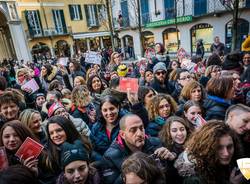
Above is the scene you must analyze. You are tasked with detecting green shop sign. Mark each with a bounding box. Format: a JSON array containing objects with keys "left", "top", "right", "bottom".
[{"left": 145, "top": 15, "right": 192, "bottom": 28}]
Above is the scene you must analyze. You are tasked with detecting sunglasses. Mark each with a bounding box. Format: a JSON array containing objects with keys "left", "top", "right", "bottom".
[
  {"left": 179, "top": 75, "right": 192, "bottom": 80},
  {"left": 155, "top": 71, "right": 166, "bottom": 76}
]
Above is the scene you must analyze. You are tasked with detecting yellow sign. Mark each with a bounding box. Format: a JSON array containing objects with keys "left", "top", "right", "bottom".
[{"left": 237, "top": 158, "right": 250, "bottom": 180}]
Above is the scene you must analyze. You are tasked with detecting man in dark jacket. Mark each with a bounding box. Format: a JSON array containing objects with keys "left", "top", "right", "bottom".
[
  {"left": 150, "top": 62, "right": 173, "bottom": 94},
  {"left": 101, "top": 114, "right": 173, "bottom": 184}
]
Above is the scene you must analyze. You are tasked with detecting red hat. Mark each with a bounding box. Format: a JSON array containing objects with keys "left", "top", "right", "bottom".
[{"left": 48, "top": 102, "right": 64, "bottom": 117}]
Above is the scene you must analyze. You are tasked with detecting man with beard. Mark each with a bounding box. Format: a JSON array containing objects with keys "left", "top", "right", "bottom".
[
  {"left": 150, "top": 62, "right": 173, "bottom": 94},
  {"left": 225, "top": 104, "right": 250, "bottom": 157},
  {"left": 101, "top": 114, "right": 172, "bottom": 184}
]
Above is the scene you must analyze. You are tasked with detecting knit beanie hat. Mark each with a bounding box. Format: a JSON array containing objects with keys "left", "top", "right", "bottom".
[
  {"left": 117, "top": 64, "right": 128, "bottom": 77},
  {"left": 48, "top": 102, "right": 64, "bottom": 117},
  {"left": 61, "top": 140, "right": 89, "bottom": 169},
  {"left": 153, "top": 62, "right": 167, "bottom": 74}
]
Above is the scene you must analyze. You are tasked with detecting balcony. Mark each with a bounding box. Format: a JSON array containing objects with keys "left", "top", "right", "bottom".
[{"left": 26, "top": 26, "right": 72, "bottom": 39}]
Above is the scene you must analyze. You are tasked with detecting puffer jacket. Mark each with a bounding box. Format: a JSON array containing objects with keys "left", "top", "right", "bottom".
[
  {"left": 146, "top": 116, "right": 167, "bottom": 137},
  {"left": 69, "top": 115, "right": 91, "bottom": 136},
  {"left": 90, "top": 118, "right": 120, "bottom": 161},
  {"left": 101, "top": 135, "right": 162, "bottom": 184},
  {"left": 203, "top": 95, "right": 231, "bottom": 121}
]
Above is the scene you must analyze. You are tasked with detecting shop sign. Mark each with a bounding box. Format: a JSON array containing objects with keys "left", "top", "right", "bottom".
[{"left": 146, "top": 15, "right": 192, "bottom": 28}]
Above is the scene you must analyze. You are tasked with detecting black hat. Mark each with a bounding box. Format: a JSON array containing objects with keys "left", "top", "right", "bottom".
[
  {"left": 222, "top": 52, "right": 242, "bottom": 70},
  {"left": 60, "top": 140, "right": 89, "bottom": 168}
]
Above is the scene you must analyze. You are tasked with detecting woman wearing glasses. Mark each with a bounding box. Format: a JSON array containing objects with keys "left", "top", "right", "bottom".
[
  {"left": 171, "top": 69, "right": 193, "bottom": 101},
  {"left": 146, "top": 94, "right": 177, "bottom": 137}
]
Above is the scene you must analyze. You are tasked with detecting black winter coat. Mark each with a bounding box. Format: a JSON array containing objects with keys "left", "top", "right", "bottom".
[{"left": 100, "top": 136, "right": 162, "bottom": 184}]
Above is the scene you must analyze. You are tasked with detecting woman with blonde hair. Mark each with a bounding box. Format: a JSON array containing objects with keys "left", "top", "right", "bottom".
[
  {"left": 106, "top": 52, "right": 122, "bottom": 72},
  {"left": 146, "top": 94, "right": 177, "bottom": 137},
  {"left": 74, "top": 76, "right": 86, "bottom": 87},
  {"left": 70, "top": 85, "right": 96, "bottom": 126},
  {"left": 19, "top": 109, "right": 47, "bottom": 145}
]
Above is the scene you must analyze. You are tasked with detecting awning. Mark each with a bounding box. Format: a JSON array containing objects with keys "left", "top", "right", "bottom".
[{"left": 73, "top": 31, "right": 110, "bottom": 39}]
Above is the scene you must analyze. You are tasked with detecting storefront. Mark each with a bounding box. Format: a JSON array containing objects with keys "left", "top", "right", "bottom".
[
  {"left": 31, "top": 42, "right": 51, "bottom": 60},
  {"left": 190, "top": 23, "right": 213, "bottom": 55},
  {"left": 122, "top": 35, "right": 135, "bottom": 59},
  {"left": 225, "top": 18, "right": 249, "bottom": 53},
  {"left": 142, "top": 31, "right": 155, "bottom": 49},
  {"left": 73, "top": 31, "right": 111, "bottom": 53},
  {"left": 162, "top": 28, "right": 180, "bottom": 53},
  {"left": 55, "top": 40, "right": 70, "bottom": 57}
]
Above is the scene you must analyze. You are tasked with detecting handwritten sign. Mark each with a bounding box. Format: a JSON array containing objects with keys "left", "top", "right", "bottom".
[{"left": 85, "top": 51, "right": 102, "bottom": 65}]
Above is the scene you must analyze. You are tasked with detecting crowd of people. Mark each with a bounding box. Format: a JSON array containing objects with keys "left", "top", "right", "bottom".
[{"left": 0, "top": 35, "right": 249, "bottom": 184}]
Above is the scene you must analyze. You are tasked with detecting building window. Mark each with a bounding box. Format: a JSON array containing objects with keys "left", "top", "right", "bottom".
[
  {"left": 52, "top": 9, "right": 67, "bottom": 34},
  {"left": 225, "top": 19, "right": 249, "bottom": 53},
  {"left": 25, "top": 10, "right": 42, "bottom": 37},
  {"left": 164, "top": 0, "right": 175, "bottom": 19},
  {"left": 69, "top": 5, "right": 82, "bottom": 20},
  {"left": 141, "top": 0, "right": 150, "bottom": 24},
  {"left": 120, "top": 0, "right": 129, "bottom": 27},
  {"left": 84, "top": 5, "right": 99, "bottom": 27},
  {"left": 194, "top": 0, "right": 207, "bottom": 16}
]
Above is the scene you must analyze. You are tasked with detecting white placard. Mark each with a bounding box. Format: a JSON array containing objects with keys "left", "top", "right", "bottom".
[
  {"left": 85, "top": 51, "right": 102, "bottom": 65},
  {"left": 21, "top": 78, "right": 39, "bottom": 94},
  {"left": 58, "top": 57, "right": 68, "bottom": 66}
]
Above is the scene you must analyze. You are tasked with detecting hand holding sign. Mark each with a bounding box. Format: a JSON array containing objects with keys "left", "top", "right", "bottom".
[
  {"left": 119, "top": 78, "right": 139, "bottom": 94},
  {"left": 15, "top": 137, "right": 44, "bottom": 160}
]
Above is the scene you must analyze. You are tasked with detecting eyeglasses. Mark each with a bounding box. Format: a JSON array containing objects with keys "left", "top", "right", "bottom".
[
  {"left": 179, "top": 75, "right": 192, "bottom": 80},
  {"left": 155, "top": 71, "right": 166, "bottom": 76},
  {"left": 159, "top": 104, "right": 170, "bottom": 109}
]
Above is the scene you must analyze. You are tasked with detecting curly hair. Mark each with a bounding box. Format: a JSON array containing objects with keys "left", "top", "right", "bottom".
[
  {"left": 185, "top": 120, "right": 243, "bottom": 183},
  {"left": 86, "top": 75, "right": 104, "bottom": 94},
  {"left": 159, "top": 116, "right": 190, "bottom": 150},
  {"left": 71, "top": 85, "right": 91, "bottom": 107},
  {"left": 148, "top": 94, "right": 177, "bottom": 121}
]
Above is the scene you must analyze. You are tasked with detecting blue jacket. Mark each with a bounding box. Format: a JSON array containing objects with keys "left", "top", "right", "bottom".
[
  {"left": 146, "top": 116, "right": 167, "bottom": 137},
  {"left": 90, "top": 120, "right": 120, "bottom": 161},
  {"left": 203, "top": 95, "right": 231, "bottom": 121},
  {"left": 101, "top": 135, "right": 162, "bottom": 184}
]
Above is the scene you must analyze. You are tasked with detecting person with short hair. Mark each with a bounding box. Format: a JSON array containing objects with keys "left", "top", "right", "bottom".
[
  {"left": 102, "top": 114, "right": 172, "bottom": 184},
  {"left": 121, "top": 152, "right": 166, "bottom": 184},
  {"left": 225, "top": 104, "right": 250, "bottom": 157},
  {"left": 0, "top": 91, "right": 20, "bottom": 122},
  {"left": 210, "top": 36, "right": 225, "bottom": 56}
]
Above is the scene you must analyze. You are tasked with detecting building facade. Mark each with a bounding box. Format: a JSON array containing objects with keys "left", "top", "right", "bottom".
[
  {"left": 0, "top": 0, "right": 31, "bottom": 61},
  {"left": 16, "top": 0, "right": 111, "bottom": 59},
  {"left": 112, "top": 0, "right": 250, "bottom": 57}
]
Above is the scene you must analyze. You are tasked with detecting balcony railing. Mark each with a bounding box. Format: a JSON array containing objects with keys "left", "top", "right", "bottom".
[{"left": 26, "top": 26, "right": 72, "bottom": 39}]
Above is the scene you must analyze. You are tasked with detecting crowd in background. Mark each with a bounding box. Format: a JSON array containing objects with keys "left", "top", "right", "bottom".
[{"left": 0, "top": 35, "right": 249, "bottom": 184}]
